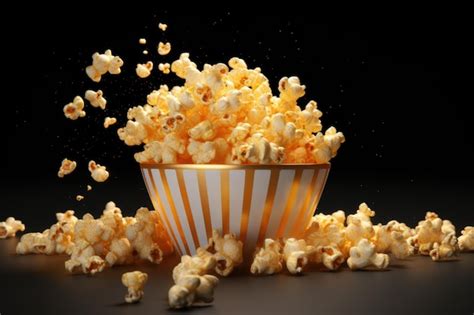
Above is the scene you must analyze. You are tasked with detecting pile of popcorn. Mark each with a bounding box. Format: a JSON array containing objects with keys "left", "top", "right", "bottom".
[{"left": 118, "top": 53, "right": 345, "bottom": 164}]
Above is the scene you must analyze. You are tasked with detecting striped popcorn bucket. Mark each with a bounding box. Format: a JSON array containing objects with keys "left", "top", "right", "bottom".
[{"left": 140, "top": 164, "right": 330, "bottom": 257}]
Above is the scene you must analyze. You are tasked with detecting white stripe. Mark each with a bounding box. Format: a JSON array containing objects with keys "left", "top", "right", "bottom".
[
  {"left": 265, "top": 169, "right": 296, "bottom": 239},
  {"left": 142, "top": 169, "right": 180, "bottom": 252},
  {"left": 183, "top": 170, "right": 208, "bottom": 248},
  {"left": 283, "top": 169, "right": 315, "bottom": 237},
  {"left": 304, "top": 168, "right": 328, "bottom": 224},
  {"left": 165, "top": 169, "right": 196, "bottom": 254},
  {"left": 205, "top": 170, "right": 222, "bottom": 233},
  {"left": 245, "top": 169, "right": 272, "bottom": 250},
  {"left": 229, "top": 170, "right": 245, "bottom": 237},
  {"left": 151, "top": 169, "right": 186, "bottom": 254}
]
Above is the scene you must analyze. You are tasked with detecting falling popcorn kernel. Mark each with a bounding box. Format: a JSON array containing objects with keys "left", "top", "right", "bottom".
[
  {"left": 158, "top": 42, "right": 171, "bottom": 55},
  {"left": 139, "top": 38, "right": 146, "bottom": 45},
  {"left": 58, "top": 158, "right": 77, "bottom": 178},
  {"left": 158, "top": 62, "right": 170, "bottom": 74},
  {"left": 158, "top": 22, "right": 167, "bottom": 31},
  {"left": 88, "top": 160, "right": 109, "bottom": 183},
  {"left": 85, "top": 49, "right": 123, "bottom": 82},
  {"left": 63, "top": 96, "right": 86, "bottom": 120},
  {"left": 76, "top": 195, "right": 85, "bottom": 201},
  {"left": 87, "top": 185, "right": 92, "bottom": 191},
  {"left": 136, "top": 61, "right": 154, "bottom": 78},
  {"left": 104, "top": 117, "right": 117, "bottom": 128},
  {"left": 143, "top": 50, "right": 148, "bottom": 55}
]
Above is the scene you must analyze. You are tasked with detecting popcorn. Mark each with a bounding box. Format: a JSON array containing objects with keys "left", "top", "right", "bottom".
[
  {"left": 104, "top": 117, "right": 117, "bottom": 128},
  {"left": 87, "top": 185, "right": 92, "bottom": 191},
  {"left": 57, "top": 158, "right": 77, "bottom": 178},
  {"left": 76, "top": 195, "right": 85, "bottom": 201},
  {"left": 88, "top": 160, "right": 110, "bottom": 182},
  {"left": 373, "top": 221, "right": 414, "bottom": 259},
  {"left": 139, "top": 38, "right": 146, "bottom": 44},
  {"left": 169, "top": 274, "right": 219, "bottom": 309},
  {"left": 16, "top": 232, "right": 53, "bottom": 255},
  {"left": 65, "top": 239, "right": 106, "bottom": 275},
  {"left": 85, "top": 90, "right": 107, "bottom": 109},
  {"left": 458, "top": 226, "right": 474, "bottom": 251},
  {"left": 0, "top": 217, "right": 25, "bottom": 239},
  {"left": 250, "top": 239, "right": 283, "bottom": 275},
  {"left": 158, "top": 42, "right": 171, "bottom": 55},
  {"left": 344, "top": 203, "right": 376, "bottom": 251},
  {"left": 347, "top": 239, "right": 390, "bottom": 270},
  {"left": 143, "top": 50, "right": 148, "bottom": 55},
  {"left": 63, "top": 96, "right": 86, "bottom": 120},
  {"left": 119, "top": 54, "right": 344, "bottom": 165},
  {"left": 283, "top": 238, "right": 316, "bottom": 275},
  {"left": 205, "top": 230, "right": 243, "bottom": 276},
  {"left": 158, "top": 63, "right": 171, "bottom": 74},
  {"left": 86, "top": 49, "right": 123, "bottom": 82},
  {"left": 122, "top": 271, "right": 148, "bottom": 303},
  {"left": 136, "top": 61, "right": 154, "bottom": 78},
  {"left": 158, "top": 23, "right": 167, "bottom": 31}
]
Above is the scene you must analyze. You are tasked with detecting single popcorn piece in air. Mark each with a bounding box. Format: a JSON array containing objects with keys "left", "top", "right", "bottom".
[
  {"left": 85, "top": 49, "right": 124, "bottom": 82},
  {"left": 85, "top": 90, "right": 107, "bottom": 109},
  {"left": 0, "top": 217, "right": 25, "bottom": 239},
  {"left": 158, "top": 63, "right": 171, "bottom": 74},
  {"left": 158, "top": 42, "right": 171, "bottom": 55},
  {"left": 88, "top": 160, "right": 110, "bottom": 182},
  {"left": 139, "top": 38, "right": 146, "bottom": 45},
  {"left": 87, "top": 185, "right": 92, "bottom": 191},
  {"left": 158, "top": 22, "right": 167, "bottom": 31},
  {"left": 63, "top": 96, "right": 86, "bottom": 120},
  {"left": 76, "top": 195, "right": 85, "bottom": 201},
  {"left": 57, "top": 158, "right": 77, "bottom": 178},
  {"left": 122, "top": 271, "right": 148, "bottom": 303},
  {"left": 136, "top": 61, "right": 154, "bottom": 78},
  {"left": 104, "top": 117, "right": 117, "bottom": 128},
  {"left": 143, "top": 50, "right": 148, "bottom": 55}
]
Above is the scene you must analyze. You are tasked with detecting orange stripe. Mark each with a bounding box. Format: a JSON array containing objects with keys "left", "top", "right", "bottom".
[
  {"left": 290, "top": 169, "right": 319, "bottom": 238},
  {"left": 303, "top": 169, "right": 327, "bottom": 229},
  {"left": 146, "top": 168, "right": 181, "bottom": 256},
  {"left": 176, "top": 169, "right": 200, "bottom": 250},
  {"left": 159, "top": 169, "right": 191, "bottom": 255},
  {"left": 256, "top": 169, "right": 280, "bottom": 245},
  {"left": 220, "top": 170, "right": 230, "bottom": 234},
  {"left": 275, "top": 169, "right": 303, "bottom": 239},
  {"left": 197, "top": 170, "right": 213, "bottom": 241},
  {"left": 239, "top": 169, "right": 255, "bottom": 242}
]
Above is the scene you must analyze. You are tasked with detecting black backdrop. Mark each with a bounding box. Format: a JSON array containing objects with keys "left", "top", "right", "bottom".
[{"left": 5, "top": 9, "right": 474, "bottom": 223}]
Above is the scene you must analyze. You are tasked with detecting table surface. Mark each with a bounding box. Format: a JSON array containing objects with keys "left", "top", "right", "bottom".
[{"left": 1, "top": 171, "right": 473, "bottom": 315}]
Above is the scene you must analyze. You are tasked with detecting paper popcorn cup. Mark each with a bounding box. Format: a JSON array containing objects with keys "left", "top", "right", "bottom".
[{"left": 140, "top": 164, "right": 330, "bottom": 256}]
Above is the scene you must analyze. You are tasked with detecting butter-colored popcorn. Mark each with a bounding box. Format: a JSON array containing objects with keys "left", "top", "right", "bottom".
[
  {"left": 159, "top": 63, "right": 171, "bottom": 74},
  {"left": 139, "top": 38, "right": 146, "bottom": 44},
  {"left": 118, "top": 120, "right": 147, "bottom": 146},
  {"left": 104, "top": 117, "right": 117, "bottom": 128},
  {"left": 158, "top": 42, "right": 171, "bottom": 55},
  {"left": 122, "top": 271, "right": 148, "bottom": 303},
  {"left": 187, "top": 140, "right": 216, "bottom": 164},
  {"left": 86, "top": 49, "right": 123, "bottom": 82},
  {"left": 429, "top": 232, "right": 457, "bottom": 261},
  {"left": 57, "top": 158, "right": 77, "bottom": 178},
  {"left": 85, "top": 90, "right": 107, "bottom": 109},
  {"left": 159, "top": 23, "right": 168, "bottom": 31},
  {"left": 87, "top": 185, "right": 92, "bottom": 191},
  {"left": 344, "top": 203, "right": 376, "bottom": 250},
  {"left": 169, "top": 274, "right": 219, "bottom": 309},
  {"left": 188, "top": 120, "right": 216, "bottom": 141},
  {"left": 250, "top": 239, "right": 283, "bottom": 275},
  {"left": 458, "top": 226, "right": 474, "bottom": 251},
  {"left": 0, "top": 217, "right": 25, "bottom": 239},
  {"left": 347, "top": 239, "right": 390, "bottom": 270},
  {"left": 136, "top": 61, "right": 154, "bottom": 78},
  {"left": 63, "top": 96, "right": 86, "bottom": 120},
  {"left": 88, "top": 160, "right": 110, "bottom": 182},
  {"left": 16, "top": 232, "right": 54, "bottom": 255},
  {"left": 283, "top": 238, "right": 316, "bottom": 275},
  {"left": 143, "top": 50, "right": 148, "bottom": 55},
  {"left": 172, "top": 253, "right": 217, "bottom": 283},
  {"left": 65, "top": 239, "right": 106, "bottom": 275},
  {"left": 206, "top": 230, "right": 243, "bottom": 276},
  {"left": 76, "top": 195, "right": 84, "bottom": 201},
  {"left": 373, "top": 221, "right": 414, "bottom": 259}
]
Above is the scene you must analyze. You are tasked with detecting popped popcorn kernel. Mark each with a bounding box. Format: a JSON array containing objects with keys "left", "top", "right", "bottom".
[
  {"left": 57, "top": 158, "right": 77, "bottom": 178},
  {"left": 458, "top": 226, "right": 474, "bottom": 252},
  {"left": 139, "top": 38, "right": 146, "bottom": 45},
  {"left": 63, "top": 96, "right": 86, "bottom": 120},
  {"left": 86, "top": 49, "right": 123, "bottom": 82},
  {"left": 251, "top": 239, "right": 283, "bottom": 275},
  {"left": 122, "top": 271, "right": 148, "bottom": 303},
  {"left": 87, "top": 185, "right": 92, "bottom": 191},
  {"left": 85, "top": 90, "right": 107, "bottom": 109},
  {"left": 0, "top": 217, "right": 25, "bottom": 239},
  {"left": 158, "top": 23, "right": 168, "bottom": 31},
  {"left": 158, "top": 42, "right": 171, "bottom": 55},
  {"left": 88, "top": 160, "right": 110, "bottom": 183},
  {"left": 158, "top": 62, "right": 171, "bottom": 74},
  {"left": 104, "top": 117, "right": 117, "bottom": 128},
  {"left": 76, "top": 195, "right": 85, "bottom": 201},
  {"left": 136, "top": 61, "right": 154, "bottom": 78},
  {"left": 347, "top": 239, "right": 390, "bottom": 270},
  {"left": 143, "top": 50, "right": 149, "bottom": 55}
]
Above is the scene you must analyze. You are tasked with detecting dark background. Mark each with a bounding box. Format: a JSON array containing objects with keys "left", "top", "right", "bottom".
[{"left": 1, "top": 8, "right": 473, "bottom": 315}]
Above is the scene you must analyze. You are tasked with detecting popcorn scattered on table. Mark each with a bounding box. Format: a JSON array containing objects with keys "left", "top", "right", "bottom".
[
  {"left": 283, "top": 238, "right": 316, "bottom": 275},
  {"left": 250, "top": 239, "right": 283, "bottom": 275},
  {"left": 158, "top": 42, "right": 171, "bottom": 55},
  {"left": 458, "top": 226, "right": 474, "bottom": 252},
  {"left": 205, "top": 230, "right": 243, "bottom": 276},
  {"left": 57, "top": 158, "right": 77, "bottom": 178},
  {"left": 158, "top": 23, "right": 167, "bottom": 31},
  {"left": 63, "top": 96, "right": 86, "bottom": 120},
  {"left": 104, "top": 117, "right": 117, "bottom": 128},
  {"left": 76, "top": 195, "right": 85, "bottom": 201},
  {"left": 158, "top": 63, "right": 170, "bottom": 74},
  {"left": 139, "top": 38, "right": 146, "bottom": 45},
  {"left": 86, "top": 49, "right": 123, "bottom": 82},
  {"left": 136, "top": 61, "right": 154, "bottom": 78},
  {"left": 122, "top": 271, "right": 148, "bottom": 303},
  {"left": 347, "top": 239, "right": 390, "bottom": 270},
  {"left": 119, "top": 54, "right": 345, "bottom": 164},
  {"left": 88, "top": 160, "right": 110, "bottom": 182},
  {"left": 85, "top": 90, "right": 107, "bottom": 109},
  {"left": 0, "top": 217, "right": 25, "bottom": 239}
]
